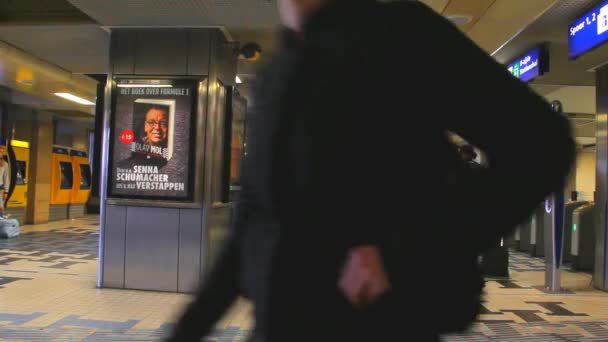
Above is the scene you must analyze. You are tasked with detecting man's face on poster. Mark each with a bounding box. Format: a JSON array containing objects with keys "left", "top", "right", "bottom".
[{"left": 144, "top": 108, "right": 168, "bottom": 146}]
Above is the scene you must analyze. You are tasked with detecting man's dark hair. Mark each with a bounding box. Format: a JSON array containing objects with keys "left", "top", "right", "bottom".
[{"left": 145, "top": 105, "right": 169, "bottom": 117}]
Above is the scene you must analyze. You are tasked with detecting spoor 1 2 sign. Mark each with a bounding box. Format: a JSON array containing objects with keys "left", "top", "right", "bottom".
[{"left": 569, "top": 1, "right": 608, "bottom": 59}]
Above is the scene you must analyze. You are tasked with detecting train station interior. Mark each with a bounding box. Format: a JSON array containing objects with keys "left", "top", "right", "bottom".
[{"left": 3, "top": 0, "right": 608, "bottom": 341}]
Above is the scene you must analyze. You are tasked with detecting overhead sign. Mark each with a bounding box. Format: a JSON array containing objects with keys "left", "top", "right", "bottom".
[
  {"left": 507, "top": 46, "right": 545, "bottom": 82},
  {"left": 569, "top": 0, "right": 608, "bottom": 59}
]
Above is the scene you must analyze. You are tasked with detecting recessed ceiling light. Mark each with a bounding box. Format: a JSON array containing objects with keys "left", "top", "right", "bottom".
[
  {"left": 117, "top": 84, "right": 173, "bottom": 88},
  {"left": 116, "top": 80, "right": 173, "bottom": 88},
  {"left": 54, "top": 92, "right": 95, "bottom": 105},
  {"left": 446, "top": 14, "right": 472, "bottom": 25}
]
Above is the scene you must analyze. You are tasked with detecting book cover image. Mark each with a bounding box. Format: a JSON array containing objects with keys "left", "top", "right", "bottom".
[
  {"left": 132, "top": 99, "right": 176, "bottom": 161},
  {"left": 110, "top": 82, "right": 194, "bottom": 200}
]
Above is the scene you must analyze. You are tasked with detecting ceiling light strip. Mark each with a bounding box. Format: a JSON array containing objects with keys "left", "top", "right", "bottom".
[{"left": 54, "top": 92, "right": 95, "bottom": 106}]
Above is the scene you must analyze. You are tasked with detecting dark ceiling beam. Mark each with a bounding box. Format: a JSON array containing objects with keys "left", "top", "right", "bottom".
[
  {"left": 0, "top": 12, "right": 95, "bottom": 25},
  {"left": 0, "top": 0, "right": 95, "bottom": 25}
]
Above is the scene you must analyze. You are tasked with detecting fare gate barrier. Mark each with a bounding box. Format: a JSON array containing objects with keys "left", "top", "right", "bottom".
[
  {"left": 571, "top": 203, "right": 596, "bottom": 271},
  {"left": 563, "top": 201, "right": 589, "bottom": 263},
  {"left": 519, "top": 217, "right": 533, "bottom": 253},
  {"left": 513, "top": 226, "right": 521, "bottom": 248},
  {"left": 531, "top": 205, "right": 547, "bottom": 257}
]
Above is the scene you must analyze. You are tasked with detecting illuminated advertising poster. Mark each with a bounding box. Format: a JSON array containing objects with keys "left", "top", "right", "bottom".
[{"left": 109, "top": 80, "right": 196, "bottom": 200}]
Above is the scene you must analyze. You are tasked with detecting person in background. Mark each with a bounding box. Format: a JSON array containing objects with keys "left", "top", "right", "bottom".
[
  {"left": 0, "top": 145, "right": 10, "bottom": 219},
  {"left": 168, "top": 0, "right": 574, "bottom": 341}
]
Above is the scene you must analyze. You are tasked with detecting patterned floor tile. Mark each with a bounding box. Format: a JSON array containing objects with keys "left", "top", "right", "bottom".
[{"left": 2, "top": 217, "right": 608, "bottom": 341}]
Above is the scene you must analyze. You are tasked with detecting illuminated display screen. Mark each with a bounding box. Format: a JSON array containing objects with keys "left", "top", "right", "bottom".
[
  {"left": 506, "top": 47, "right": 545, "bottom": 82},
  {"left": 569, "top": 0, "right": 608, "bottom": 59}
]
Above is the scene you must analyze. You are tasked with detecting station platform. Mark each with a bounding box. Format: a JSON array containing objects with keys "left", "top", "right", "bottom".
[{"left": 1, "top": 219, "right": 608, "bottom": 341}]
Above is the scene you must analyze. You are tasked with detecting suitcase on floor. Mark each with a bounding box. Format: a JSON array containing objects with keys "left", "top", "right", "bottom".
[{"left": 0, "top": 218, "right": 19, "bottom": 238}]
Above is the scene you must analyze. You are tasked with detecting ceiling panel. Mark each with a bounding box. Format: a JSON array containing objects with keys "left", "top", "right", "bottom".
[
  {"left": 0, "top": 0, "right": 94, "bottom": 24},
  {"left": 442, "top": 0, "right": 495, "bottom": 32},
  {"left": 542, "top": 85, "right": 596, "bottom": 114},
  {"left": 492, "top": 0, "right": 604, "bottom": 88},
  {"left": 468, "top": 0, "right": 559, "bottom": 54},
  {"left": 531, "top": 84, "right": 564, "bottom": 96},
  {"left": 67, "top": 0, "right": 279, "bottom": 29},
  {"left": 0, "top": 25, "right": 109, "bottom": 73},
  {"left": 0, "top": 39, "right": 97, "bottom": 115},
  {"left": 419, "top": 0, "right": 450, "bottom": 13},
  {"left": 420, "top": 0, "right": 557, "bottom": 57}
]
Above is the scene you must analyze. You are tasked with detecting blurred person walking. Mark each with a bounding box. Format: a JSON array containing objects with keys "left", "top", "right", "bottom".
[{"left": 169, "top": 0, "right": 574, "bottom": 341}]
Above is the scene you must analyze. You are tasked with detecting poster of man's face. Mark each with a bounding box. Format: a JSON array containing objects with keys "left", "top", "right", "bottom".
[
  {"left": 109, "top": 81, "right": 195, "bottom": 200},
  {"left": 131, "top": 100, "right": 175, "bottom": 160},
  {"left": 143, "top": 106, "right": 169, "bottom": 146}
]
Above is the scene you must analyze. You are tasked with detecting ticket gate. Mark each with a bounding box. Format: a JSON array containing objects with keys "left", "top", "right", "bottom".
[
  {"left": 503, "top": 230, "right": 518, "bottom": 249},
  {"left": 562, "top": 201, "right": 589, "bottom": 263},
  {"left": 512, "top": 226, "right": 521, "bottom": 249},
  {"left": 50, "top": 147, "right": 73, "bottom": 221},
  {"left": 571, "top": 203, "right": 596, "bottom": 271},
  {"left": 531, "top": 205, "right": 547, "bottom": 257},
  {"left": 519, "top": 216, "right": 533, "bottom": 252},
  {"left": 69, "top": 150, "right": 91, "bottom": 218}
]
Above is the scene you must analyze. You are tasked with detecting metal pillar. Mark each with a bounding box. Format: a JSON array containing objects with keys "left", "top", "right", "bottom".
[
  {"left": 543, "top": 101, "right": 567, "bottom": 293},
  {"left": 595, "top": 66, "right": 608, "bottom": 290}
]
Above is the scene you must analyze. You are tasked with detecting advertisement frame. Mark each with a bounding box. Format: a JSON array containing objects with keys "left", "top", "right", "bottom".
[{"left": 107, "top": 76, "right": 199, "bottom": 202}]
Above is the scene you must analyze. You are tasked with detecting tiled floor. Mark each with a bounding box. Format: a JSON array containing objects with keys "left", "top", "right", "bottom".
[{"left": 1, "top": 219, "right": 608, "bottom": 341}]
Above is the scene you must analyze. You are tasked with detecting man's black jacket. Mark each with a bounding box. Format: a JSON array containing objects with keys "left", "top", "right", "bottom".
[{"left": 169, "top": 0, "right": 574, "bottom": 340}]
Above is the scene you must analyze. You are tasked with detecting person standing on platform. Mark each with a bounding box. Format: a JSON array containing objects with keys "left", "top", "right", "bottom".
[
  {"left": 168, "top": 0, "right": 575, "bottom": 341},
  {"left": 0, "top": 145, "right": 10, "bottom": 219}
]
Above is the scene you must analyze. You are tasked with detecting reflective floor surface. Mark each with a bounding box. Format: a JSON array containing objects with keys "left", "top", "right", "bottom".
[{"left": 1, "top": 217, "right": 608, "bottom": 341}]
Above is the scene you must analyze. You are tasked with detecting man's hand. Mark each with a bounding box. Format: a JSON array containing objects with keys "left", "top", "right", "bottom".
[{"left": 338, "top": 245, "right": 391, "bottom": 307}]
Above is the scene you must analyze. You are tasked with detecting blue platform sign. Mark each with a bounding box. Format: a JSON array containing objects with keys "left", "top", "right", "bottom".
[
  {"left": 507, "top": 47, "right": 543, "bottom": 82},
  {"left": 569, "top": 0, "right": 608, "bottom": 59}
]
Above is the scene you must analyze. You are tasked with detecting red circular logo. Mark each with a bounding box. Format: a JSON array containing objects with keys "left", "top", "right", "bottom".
[{"left": 120, "top": 130, "right": 135, "bottom": 145}]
